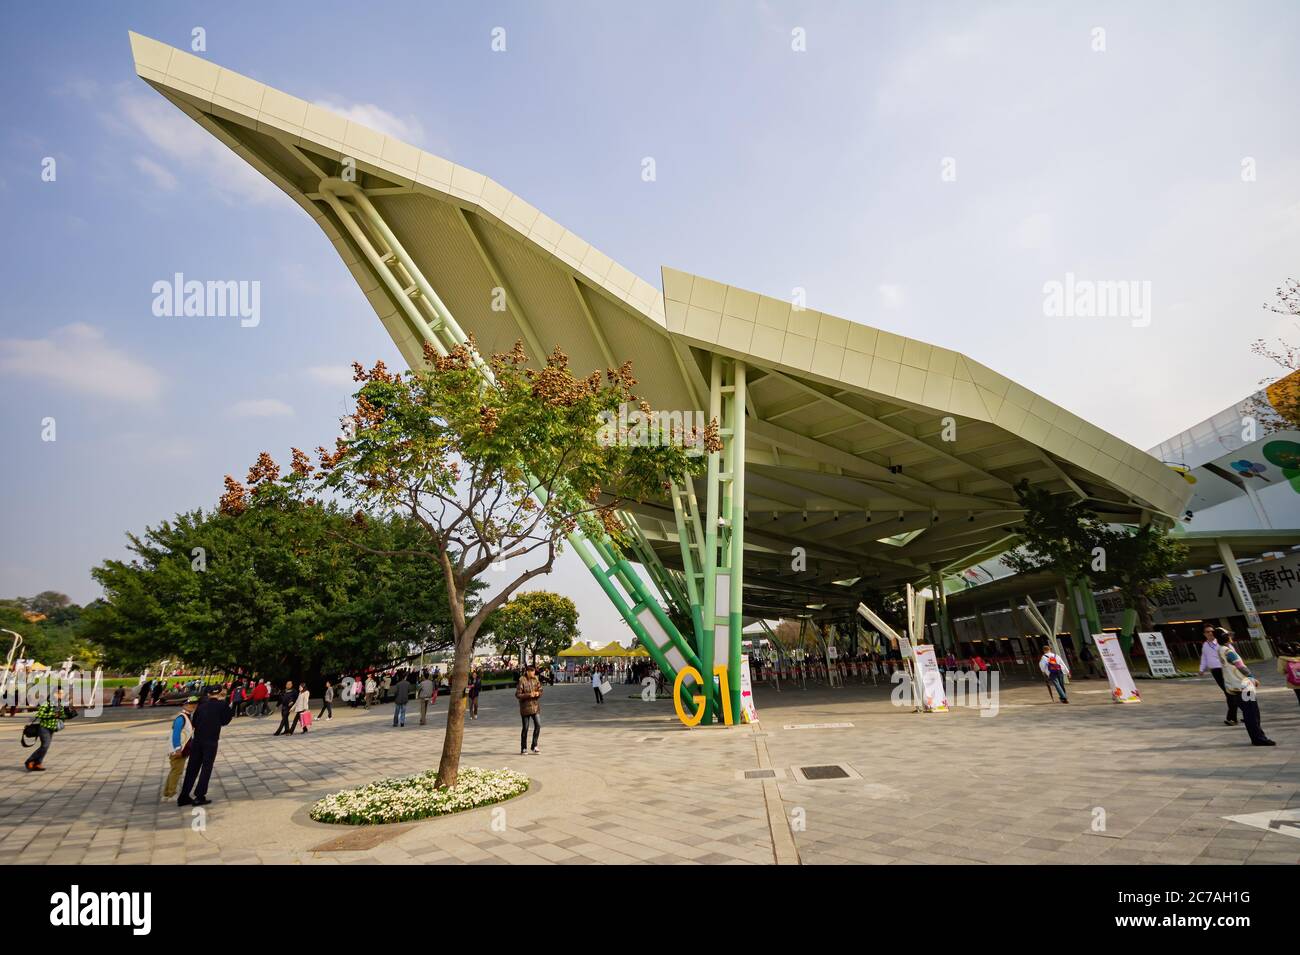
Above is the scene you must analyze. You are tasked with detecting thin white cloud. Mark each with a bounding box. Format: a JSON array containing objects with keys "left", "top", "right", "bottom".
[
  {"left": 313, "top": 99, "right": 426, "bottom": 146},
  {"left": 108, "top": 88, "right": 280, "bottom": 205},
  {"left": 230, "top": 398, "right": 295, "bottom": 418},
  {"left": 878, "top": 284, "right": 906, "bottom": 310},
  {"left": 132, "top": 155, "right": 178, "bottom": 191},
  {"left": 0, "top": 323, "right": 164, "bottom": 403},
  {"left": 305, "top": 365, "right": 357, "bottom": 387}
]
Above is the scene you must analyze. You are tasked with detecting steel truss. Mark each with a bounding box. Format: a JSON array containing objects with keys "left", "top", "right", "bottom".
[{"left": 314, "top": 178, "right": 708, "bottom": 698}]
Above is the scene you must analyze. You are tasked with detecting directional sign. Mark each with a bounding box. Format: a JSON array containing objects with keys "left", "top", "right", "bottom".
[{"left": 1221, "top": 808, "right": 1300, "bottom": 840}]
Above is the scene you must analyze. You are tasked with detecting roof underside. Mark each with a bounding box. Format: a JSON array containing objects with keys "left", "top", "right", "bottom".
[{"left": 129, "top": 32, "right": 1194, "bottom": 620}]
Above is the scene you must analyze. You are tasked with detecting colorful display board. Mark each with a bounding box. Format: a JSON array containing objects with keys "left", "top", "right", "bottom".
[
  {"left": 739, "top": 655, "right": 758, "bottom": 724},
  {"left": 1092, "top": 633, "right": 1142, "bottom": 702},
  {"left": 912, "top": 644, "right": 950, "bottom": 713}
]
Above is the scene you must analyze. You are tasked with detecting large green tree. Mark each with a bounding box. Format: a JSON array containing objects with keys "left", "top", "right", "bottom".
[
  {"left": 491, "top": 591, "right": 579, "bottom": 665},
  {"left": 1095, "top": 523, "right": 1187, "bottom": 634},
  {"left": 0, "top": 599, "right": 98, "bottom": 667},
  {"left": 1005, "top": 480, "right": 1185, "bottom": 655},
  {"left": 237, "top": 341, "right": 711, "bottom": 787},
  {"left": 82, "top": 501, "right": 463, "bottom": 684}
]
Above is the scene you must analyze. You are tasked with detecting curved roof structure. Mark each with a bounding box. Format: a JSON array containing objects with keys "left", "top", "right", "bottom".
[{"left": 129, "top": 32, "right": 1193, "bottom": 620}]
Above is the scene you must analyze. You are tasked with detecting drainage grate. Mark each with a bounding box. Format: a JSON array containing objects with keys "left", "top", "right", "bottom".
[
  {"left": 789, "top": 762, "right": 862, "bottom": 783},
  {"left": 734, "top": 766, "right": 786, "bottom": 781},
  {"left": 799, "top": 764, "right": 850, "bottom": 780}
]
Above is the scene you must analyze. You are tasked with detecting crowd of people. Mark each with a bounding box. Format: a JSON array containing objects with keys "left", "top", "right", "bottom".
[{"left": 20, "top": 624, "right": 1299, "bottom": 805}]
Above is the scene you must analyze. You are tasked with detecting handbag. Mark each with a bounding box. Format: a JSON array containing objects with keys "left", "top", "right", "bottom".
[{"left": 301, "top": 711, "right": 313, "bottom": 729}]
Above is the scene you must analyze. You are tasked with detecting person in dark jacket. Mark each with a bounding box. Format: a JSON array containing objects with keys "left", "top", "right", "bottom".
[
  {"left": 273, "top": 680, "right": 295, "bottom": 736},
  {"left": 178, "top": 689, "right": 233, "bottom": 806},
  {"left": 392, "top": 674, "right": 411, "bottom": 727}
]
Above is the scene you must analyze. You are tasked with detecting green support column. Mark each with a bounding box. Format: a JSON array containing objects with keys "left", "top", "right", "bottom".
[
  {"left": 726, "top": 361, "right": 747, "bottom": 721},
  {"left": 700, "top": 356, "right": 724, "bottom": 723},
  {"left": 929, "top": 568, "right": 955, "bottom": 653},
  {"left": 696, "top": 353, "right": 747, "bottom": 723},
  {"left": 669, "top": 479, "right": 706, "bottom": 655},
  {"left": 322, "top": 180, "right": 703, "bottom": 696}
]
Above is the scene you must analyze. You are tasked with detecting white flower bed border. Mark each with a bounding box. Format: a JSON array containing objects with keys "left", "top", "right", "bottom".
[{"left": 310, "top": 766, "right": 530, "bottom": 825}]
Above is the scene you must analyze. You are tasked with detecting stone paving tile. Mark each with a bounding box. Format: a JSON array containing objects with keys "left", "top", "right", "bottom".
[{"left": 3, "top": 676, "right": 1298, "bottom": 865}]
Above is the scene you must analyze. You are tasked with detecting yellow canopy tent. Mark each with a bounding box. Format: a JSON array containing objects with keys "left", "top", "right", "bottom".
[
  {"left": 629, "top": 645, "right": 650, "bottom": 657},
  {"left": 557, "top": 642, "right": 595, "bottom": 657},
  {"left": 593, "top": 641, "right": 632, "bottom": 657}
]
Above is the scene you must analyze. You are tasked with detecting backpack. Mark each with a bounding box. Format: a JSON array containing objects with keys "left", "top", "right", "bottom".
[
  {"left": 1046, "top": 654, "right": 1063, "bottom": 673},
  {"left": 1285, "top": 659, "right": 1300, "bottom": 688}
]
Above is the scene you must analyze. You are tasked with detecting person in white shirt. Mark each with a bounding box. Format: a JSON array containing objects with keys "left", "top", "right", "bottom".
[
  {"left": 289, "top": 682, "right": 311, "bottom": 734},
  {"left": 1038, "top": 645, "right": 1070, "bottom": 703},
  {"left": 591, "top": 668, "right": 605, "bottom": 704}
]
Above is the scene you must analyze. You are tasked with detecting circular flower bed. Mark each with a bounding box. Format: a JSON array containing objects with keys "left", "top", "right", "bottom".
[{"left": 310, "top": 766, "right": 530, "bottom": 825}]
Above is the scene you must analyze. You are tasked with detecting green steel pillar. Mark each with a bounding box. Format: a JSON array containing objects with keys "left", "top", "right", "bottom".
[
  {"left": 929, "top": 568, "right": 955, "bottom": 653},
  {"left": 697, "top": 353, "right": 747, "bottom": 723},
  {"left": 726, "top": 361, "right": 747, "bottom": 721}
]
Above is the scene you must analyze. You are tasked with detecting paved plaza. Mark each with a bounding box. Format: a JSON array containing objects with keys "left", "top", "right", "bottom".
[{"left": 2, "top": 674, "right": 1298, "bottom": 865}]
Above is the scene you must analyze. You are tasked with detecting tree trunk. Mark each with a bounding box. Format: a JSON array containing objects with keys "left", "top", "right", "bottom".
[{"left": 434, "top": 629, "right": 474, "bottom": 789}]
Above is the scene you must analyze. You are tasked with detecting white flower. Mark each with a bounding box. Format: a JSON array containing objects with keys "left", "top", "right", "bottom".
[{"left": 311, "top": 767, "right": 529, "bottom": 825}]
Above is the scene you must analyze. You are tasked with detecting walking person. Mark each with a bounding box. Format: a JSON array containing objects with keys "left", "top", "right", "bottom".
[
  {"left": 163, "top": 697, "right": 197, "bottom": 799},
  {"left": 1038, "top": 643, "right": 1070, "bottom": 703},
  {"left": 364, "top": 674, "right": 377, "bottom": 709},
  {"left": 1199, "top": 624, "right": 1237, "bottom": 724},
  {"left": 591, "top": 667, "right": 605, "bottom": 705},
  {"left": 1280, "top": 649, "right": 1300, "bottom": 708},
  {"left": 251, "top": 679, "right": 270, "bottom": 716},
  {"left": 317, "top": 681, "right": 334, "bottom": 721},
  {"left": 1077, "top": 642, "right": 1102, "bottom": 679},
  {"left": 392, "top": 672, "right": 410, "bottom": 728},
  {"left": 1215, "top": 627, "right": 1275, "bottom": 746},
  {"left": 289, "top": 682, "right": 311, "bottom": 734},
  {"left": 177, "top": 688, "right": 233, "bottom": 806},
  {"left": 467, "top": 669, "right": 481, "bottom": 719},
  {"left": 23, "top": 688, "right": 72, "bottom": 771},
  {"left": 516, "top": 664, "right": 542, "bottom": 755},
  {"left": 273, "top": 680, "right": 295, "bottom": 736},
  {"left": 417, "top": 672, "right": 435, "bottom": 725}
]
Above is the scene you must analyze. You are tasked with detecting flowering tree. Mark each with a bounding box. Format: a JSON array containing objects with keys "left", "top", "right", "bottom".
[{"left": 229, "top": 340, "right": 711, "bottom": 787}]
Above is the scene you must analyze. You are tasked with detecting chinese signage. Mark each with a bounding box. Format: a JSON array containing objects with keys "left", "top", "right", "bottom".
[
  {"left": 1137, "top": 631, "right": 1178, "bottom": 677},
  {"left": 1097, "top": 552, "right": 1300, "bottom": 626}
]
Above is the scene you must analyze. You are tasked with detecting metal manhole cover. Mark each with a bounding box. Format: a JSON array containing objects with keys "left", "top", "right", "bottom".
[
  {"left": 744, "top": 769, "right": 777, "bottom": 779},
  {"left": 799, "top": 764, "right": 851, "bottom": 780}
]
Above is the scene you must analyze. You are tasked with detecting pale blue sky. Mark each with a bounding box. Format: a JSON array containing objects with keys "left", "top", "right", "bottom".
[{"left": 2, "top": 2, "right": 1298, "bottom": 644}]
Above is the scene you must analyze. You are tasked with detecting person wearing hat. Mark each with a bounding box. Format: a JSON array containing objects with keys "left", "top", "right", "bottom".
[
  {"left": 178, "top": 687, "right": 233, "bottom": 806},
  {"left": 1215, "top": 627, "right": 1275, "bottom": 746},
  {"left": 163, "top": 697, "right": 198, "bottom": 799}
]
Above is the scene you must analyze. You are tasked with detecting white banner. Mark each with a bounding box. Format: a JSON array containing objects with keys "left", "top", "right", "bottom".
[
  {"left": 1092, "top": 633, "right": 1141, "bottom": 703},
  {"left": 912, "top": 645, "right": 950, "bottom": 713},
  {"left": 1137, "top": 631, "right": 1178, "bottom": 678},
  {"left": 739, "top": 655, "right": 758, "bottom": 724}
]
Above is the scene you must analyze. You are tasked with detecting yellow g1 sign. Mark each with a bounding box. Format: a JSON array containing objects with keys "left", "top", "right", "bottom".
[{"left": 673, "top": 664, "right": 737, "bottom": 727}]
